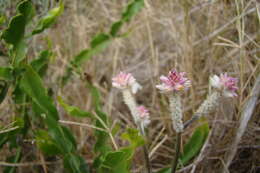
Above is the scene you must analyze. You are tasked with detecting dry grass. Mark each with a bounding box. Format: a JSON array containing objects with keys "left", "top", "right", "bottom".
[{"left": 1, "top": 0, "right": 260, "bottom": 172}]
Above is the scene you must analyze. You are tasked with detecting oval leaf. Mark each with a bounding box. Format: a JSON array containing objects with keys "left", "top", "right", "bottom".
[
  {"left": 179, "top": 122, "right": 209, "bottom": 165},
  {"left": 32, "top": 2, "right": 64, "bottom": 35}
]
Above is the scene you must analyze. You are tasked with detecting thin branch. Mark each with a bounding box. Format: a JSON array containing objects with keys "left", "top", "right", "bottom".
[
  {"left": 0, "top": 126, "right": 19, "bottom": 134},
  {"left": 59, "top": 120, "right": 106, "bottom": 132},
  {"left": 0, "top": 160, "right": 60, "bottom": 167}
]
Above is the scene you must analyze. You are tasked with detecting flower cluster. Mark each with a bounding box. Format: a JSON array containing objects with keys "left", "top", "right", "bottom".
[
  {"left": 112, "top": 72, "right": 142, "bottom": 94},
  {"left": 112, "top": 72, "right": 150, "bottom": 128},
  {"left": 112, "top": 69, "right": 238, "bottom": 133},
  {"left": 156, "top": 70, "right": 191, "bottom": 93},
  {"left": 210, "top": 73, "right": 238, "bottom": 97}
]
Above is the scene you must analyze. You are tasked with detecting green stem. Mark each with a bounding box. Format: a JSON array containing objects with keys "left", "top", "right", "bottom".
[
  {"left": 171, "top": 132, "right": 181, "bottom": 173},
  {"left": 139, "top": 123, "right": 152, "bottom": 173}
]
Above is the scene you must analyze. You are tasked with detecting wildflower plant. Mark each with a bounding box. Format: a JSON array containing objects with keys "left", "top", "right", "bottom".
[
  {"left": 156, "top": 69, "right": 238, "bottom": 173},
  {"left": 156, "top": 70, "right": 191, "bottom": 133},
  {"left": 112, "top": 71, "right": 151, "bottom": 173}
]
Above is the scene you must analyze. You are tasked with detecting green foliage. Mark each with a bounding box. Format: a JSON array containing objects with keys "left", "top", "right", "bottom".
[
  {"left": 156, "top": 168, "right": 171, "bottom": 173},
  {"left": 0, "top": 67, "right": 13, "bottom": 81},
  {"left": 17, "top": 0, "right": 35, "bottom": 24},
  {"left": 98, "top": 151, "right": 130, "bottom": 173},
  {"left": 31, "top": 50, "right": 52, "bottom": 77},
  {"left": 121, "top": 128, "right": 145, "bottom": 148},
  {"left": 1, "top": 14, "right": 26, "bottom": 46},
  {"left": 156, "top": 123, "right": 209, "bottom": 172},
  {"left": 1, "top": 0, "right": 35, "bottom": 66},
  {"left": 121, "top": 0, "right": 144, "bottom": 22},
  {"left": 32, "top": 2, "right": 64, "bottom": 35},
  {"left": 73, "top": 33, "right": 111, "bottom": 67},
  {"left": 0, "top": 1, "right": 88, "bottom": 172},
  {"left": 35, "top": 130, "right": 62, "bottom": 156},
  {"left": 63, "top": 153, "right": 89, "bottom": 173},
  {"left": 91, "top": 86, "right": 111, "bottom": 155},
  {"left": 58, "top": 96, "right": 93, "bottom": 118},
  {"left": 63, "top": 0, "right": 144, "bottom": 84},
  {"left": 19, "top": 64, "right": 59, "bottom": 120},
  {"left": 179, "top": 122, "right": 209, "bottom": 165}
]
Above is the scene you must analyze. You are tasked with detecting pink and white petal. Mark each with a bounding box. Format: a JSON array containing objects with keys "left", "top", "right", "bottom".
[{"left": 159, "top": 76, "right": 170, "bottom": 83}]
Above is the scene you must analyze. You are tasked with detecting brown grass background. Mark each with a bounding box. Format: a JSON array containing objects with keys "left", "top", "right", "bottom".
[{"left": 0, "top": 0, "right": 260, "bottom": 173}]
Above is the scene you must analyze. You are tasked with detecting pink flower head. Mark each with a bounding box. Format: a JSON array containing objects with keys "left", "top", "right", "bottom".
[
  {"left": 137, "top": 106, "right": 150, "bottom": 127},
  {"left": 112, "top": 72, "right": 142, "bottom": 94},
  {"left": 210, "top": 73, "right": 238, "bottom": 97},
  {"left": 156, "top": 69, "right": 191, "bottom": 93}
]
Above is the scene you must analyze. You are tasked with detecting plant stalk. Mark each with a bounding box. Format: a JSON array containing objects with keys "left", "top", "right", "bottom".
[
  {"left": 139, "top": 123, "right": 152, "bottom": 173},
  {"left": 171, "top": 132, "right": 181, "bottom": 173}
]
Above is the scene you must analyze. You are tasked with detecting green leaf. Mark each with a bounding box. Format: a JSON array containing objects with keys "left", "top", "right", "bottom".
[
  {"left": 57, "top": 96, "right": 93, "bottom": 118},
  {"left": 32, "top": 2, "right": 64, "bottom": 35},
  {"left": 121, "top": 128, "right": 145, "bottom": 148},
  {"left": 63, "top": 153, "right": 89, "bottom": 173},
  {"left": 1, "top": 1, "right": 34, "bottom": 66},
  {"left": 122, "top": 0, "right": 144, "bottom": 22},
  {"left": 19, "top": 65, "right": 76, "bottom": 153},
  {"left": 3, "top": 147, "right": 22, "bottom": 173},
  {"left": 17, "top": 0, "right": 35, "bottom": 24},
  {"left": 0, "top": 67, "right": 13, "bottom": 81},
  {"left": 90, "top": 33, "right": 110, "bottom": 48},
  {"left": 156, "top": 168, "right": 171, "bottom": 173},
  {"left": 0, "top": 15, "right": 6, "bottom": 26},
  {"left": 179, "top": 123, "right": 209, "bottom": 166},
  {"left": 31, "top": 50, "right": 52, "bottom": 76},
  {"left": 1, "top": 0, "right": 34, "bottom": 46},
  {"left": 61, "top": 126, "right": 77, "bottom": 150},
  {"left": 1, "top": 14, "right": 26, "bottom": 47},
  {"left": 19, "top": 64, "right": 59, "bottom": 120},
  {"left": 110, "top": 21, "right": 123, "bottom": 37},
  {"left": 35, "top": 130, "right": 62, "bottom": 156},
  {"left": 44, "top": 113, "right": 75, "bottom": 154},
  {"left": 73, "top": 34, "right": 111, "bottom": 66},
  {"left": 98, "top": 151, "right": 130, "bottom": 173}
]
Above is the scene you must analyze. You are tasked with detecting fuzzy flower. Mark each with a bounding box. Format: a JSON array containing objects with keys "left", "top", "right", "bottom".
[
  {"left": 156, "top": 69, "right": 191, "bottom": 93},
  {"left": 137, "top": 106, "right": 150, "bottom": 127},
  {"left": 112, "top": 72, "right": 142, "bottom": 94},
  {"left": 210, "top": 73, "right": 238, "bottom": 97}
]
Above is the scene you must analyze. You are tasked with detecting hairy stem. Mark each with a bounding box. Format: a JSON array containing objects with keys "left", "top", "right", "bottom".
[
  {"left": 184, "top": 91, "right": 220, "bottom": 129},
  {"left": 169, "top": 94, "right": 183, "bottom": 133}
]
